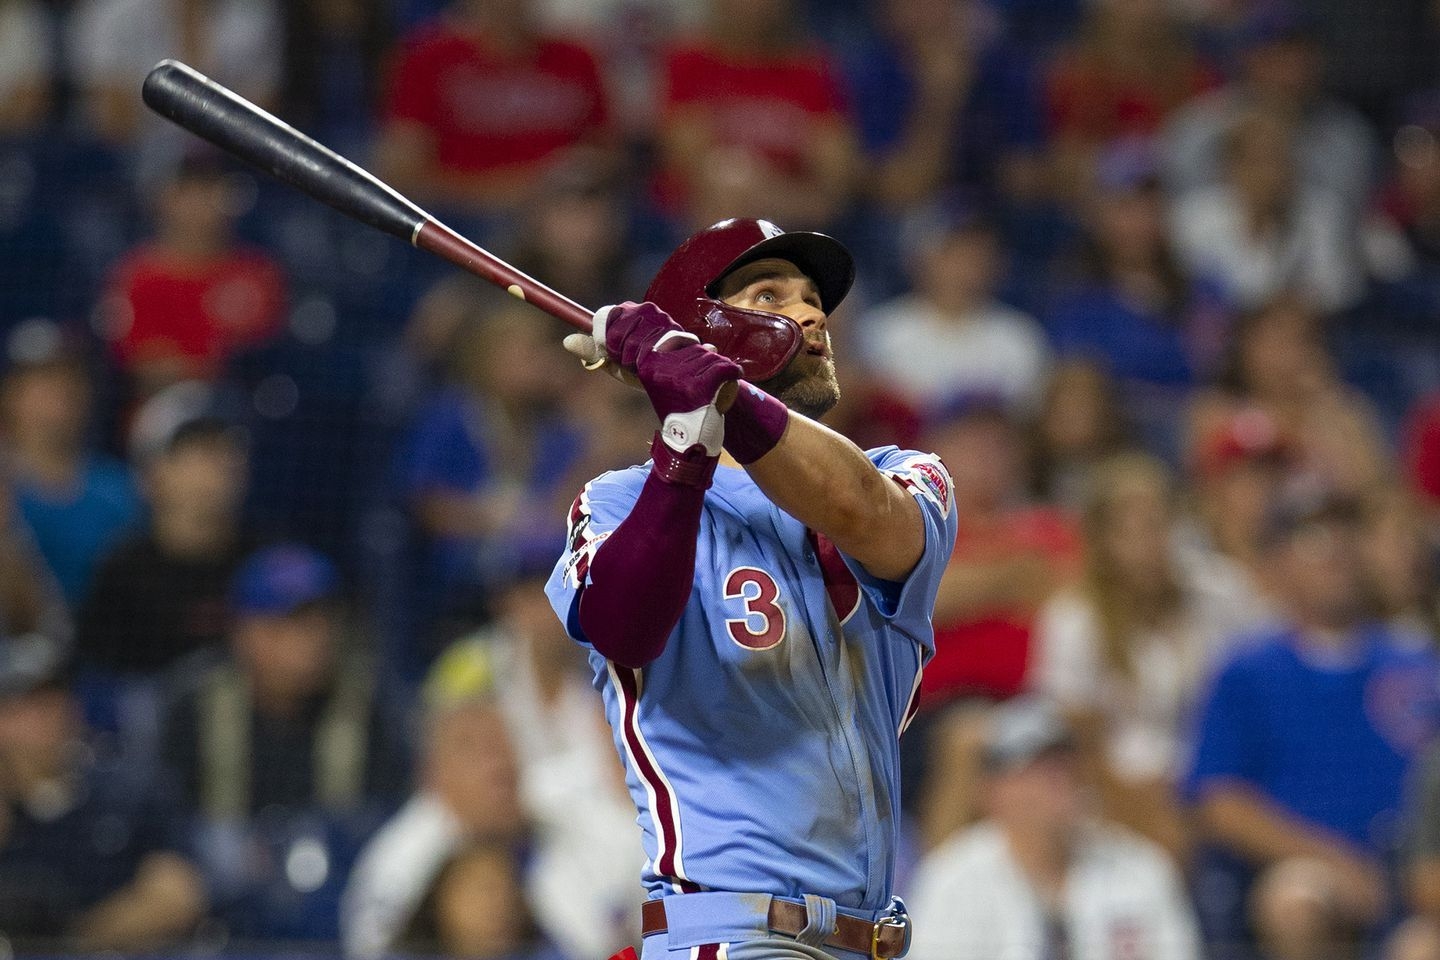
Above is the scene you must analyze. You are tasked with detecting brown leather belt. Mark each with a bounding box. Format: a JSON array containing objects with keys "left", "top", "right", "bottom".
[{"left": 640, "top": 897, "right": 910, "bottom": 959}]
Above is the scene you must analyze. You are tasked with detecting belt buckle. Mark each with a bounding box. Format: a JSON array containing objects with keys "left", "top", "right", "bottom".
[{"left": 870, "top": 896, "right": 911, "bottom": 959}]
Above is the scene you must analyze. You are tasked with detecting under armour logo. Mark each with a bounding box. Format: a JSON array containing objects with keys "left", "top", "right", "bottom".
[{"left": 667, "top": 423, "right": 689, "bottom": 444}]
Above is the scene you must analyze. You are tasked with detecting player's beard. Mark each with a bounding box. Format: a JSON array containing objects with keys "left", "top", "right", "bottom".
[{"left": 756, "top": 350, "right": 840, "bottom": 420}]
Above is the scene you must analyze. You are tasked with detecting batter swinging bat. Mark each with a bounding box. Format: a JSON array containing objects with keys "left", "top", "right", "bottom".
[{"left": 140, "top": 59, "right": 594, "bottom": 334}]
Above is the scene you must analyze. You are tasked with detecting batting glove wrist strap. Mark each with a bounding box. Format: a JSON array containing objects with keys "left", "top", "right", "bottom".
[
  {"left": 724, "top": 383, "right": 790, "bottom": 464},
  {"left": 649, "top": 433, "right": 718, "bottom": 489}
]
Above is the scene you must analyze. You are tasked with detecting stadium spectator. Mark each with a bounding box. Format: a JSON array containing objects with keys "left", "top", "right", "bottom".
[
  {"left": 278, "top": 0, "right": 393, "bottom": 156},
  {"left": 920, "top": 396, "right": 1080, "bottom": 707},
  {"left": 1187, "top": 297, "right": 1392, "bottom": 497},
  {"left": 506, "top": 150, "right": 641, "bottom": 311},
  {"left": 1025, "top": 358, "right": 1132, "bottom": 511},
  {"left": 859, "top": 205, "right": 1051, "bottom": 415},
  {"left": 1176, "top": 408, "right": 1289, "bottom": 627},
  {"left": 404, "top": 839, "right": 556, "bottom": 959},
  {"left": 906, "top": 696, "right": 1202, "bottom": 960},
  {"left": 0, "top": 0, "right": 51, "bottom": 135},
  {"left": 1047, "top": 138, "right": 1213, "bottom": 395},
  {"left": 0, "top": 321, "right": 139, "bottom": 608},
  {"left": 99, "top": 157, "right": 287, "bottom": 400},
  {"left": 1170, "top": 106, "right": 1366, "bottom": 313},
  {"left": 0, "top": 322, "right": 139, "bottom": 607},
  {"left": 341, "top": 630, "right": 528, "bottom": 959},
  {"left": 0, "top": 633, "right": 206, "bottom": 952},
  {"left": 1358, "top": 486, "right": 1440, "bottom": 648},
  {"left": 1030, "top": 453, "right": 1254, "bottom": 861},
  {"left": 396, "top": 300, "right": 587, "bottom": 657},
  {"left": 422, "top": 568, "right": 639, "bottom": 958},
  {"left": 1043, "top": 0, "right": 1217, "bottom": 200},
  {"left": 1161, "top": 2, "right": 1378, "bottom": 213},
  {"left": 161, "top": 544, "right": 408, "bottom": 942},
  {"left": 653, "top": 0, "right": 859, "bottom": 228},
  {"left": 67, "top": 0, "right": 282, "bottom": 184},
  {"left": 844, "top": 0, "right": 1044, "bottom": 209},
  {"left": 375, "top": 0, "right": 612, "bottom": 222},
  {"left": 1186, "top": 483, "right": 1440, "bottom": 960},
  {"left": 78, "top": 397, "right": 256, "bottom": 677}
]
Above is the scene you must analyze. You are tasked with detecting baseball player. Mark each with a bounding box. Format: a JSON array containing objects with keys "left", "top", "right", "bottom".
[{"left": 547, "top": 218, "right": 958, "bottom": 960}]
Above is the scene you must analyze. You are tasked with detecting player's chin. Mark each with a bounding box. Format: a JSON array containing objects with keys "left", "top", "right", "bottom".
[{"left": 764, "top": 364, "right": 839, "bottom": 421}]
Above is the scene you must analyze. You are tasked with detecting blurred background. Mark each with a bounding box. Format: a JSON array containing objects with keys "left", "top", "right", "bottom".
[{"left": 0, "top": 0, "right": 1439, "bottom": 957}]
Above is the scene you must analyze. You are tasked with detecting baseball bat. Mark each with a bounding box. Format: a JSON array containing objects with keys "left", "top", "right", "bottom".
[{"left": 140, "top": 59, "right": 594, "bottom": 333}]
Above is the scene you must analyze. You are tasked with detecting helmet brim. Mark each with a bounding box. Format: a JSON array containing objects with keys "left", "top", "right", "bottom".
[{"left": 706, "top": 231, "right": 855, "bottom": 315}]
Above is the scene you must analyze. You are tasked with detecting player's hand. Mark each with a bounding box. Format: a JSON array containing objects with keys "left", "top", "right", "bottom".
[
  {"left": 596, "top": 303, "right": 741, "bottom": 456},
  {"left": 565, "top": 301, "right": 683, "bottom": 378},
  {"left": 563, "top": 326, "right": 638, "bottom": 387}
]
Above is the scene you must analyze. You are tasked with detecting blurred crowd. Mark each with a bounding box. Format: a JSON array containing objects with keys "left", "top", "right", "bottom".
[{"left": 1, "top": 0, "right": 1440, "bottom": 957}]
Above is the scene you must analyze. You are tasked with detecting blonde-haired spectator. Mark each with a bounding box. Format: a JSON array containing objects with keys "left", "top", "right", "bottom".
[{"left": 1031, "top": 453, "right": 1255, "bottom": 861}]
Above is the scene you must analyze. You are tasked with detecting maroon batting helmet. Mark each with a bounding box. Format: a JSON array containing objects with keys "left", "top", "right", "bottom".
[{"left": 644, "top": 218, "right": 855, "bottom": 382}]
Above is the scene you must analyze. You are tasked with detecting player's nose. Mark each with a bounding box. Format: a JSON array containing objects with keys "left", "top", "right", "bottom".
[{"left": 793, "top": 306, "right": 826, "bottom": 331}]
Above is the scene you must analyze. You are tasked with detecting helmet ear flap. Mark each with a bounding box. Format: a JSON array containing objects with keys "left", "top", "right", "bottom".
[{"left": 691, "top": 299, "right": 804, "bottom": 382}]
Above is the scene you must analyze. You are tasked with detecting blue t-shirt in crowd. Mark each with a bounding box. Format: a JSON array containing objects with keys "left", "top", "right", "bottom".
[
  {"left": 397, "top": 387, "right": 582, "bottom": 590},
  {"left": 842, "top": 33, "right": 1044, "bottom": 189},
  {"left": 1186, "top": 625, "right": 1440, "bottom": 852},
  {"left": 1046, "top": 286, "right": 1195, "bottom": 387},
  {"left": 16, "top": 457, "right": 141, "bottom": 607}
]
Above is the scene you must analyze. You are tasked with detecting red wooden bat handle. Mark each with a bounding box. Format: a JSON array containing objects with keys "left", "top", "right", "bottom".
[{"left": 413, "top": 220, "right": 594, "bottom": 333}]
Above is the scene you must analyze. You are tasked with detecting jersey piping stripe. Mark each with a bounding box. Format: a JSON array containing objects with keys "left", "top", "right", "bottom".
[
  {"left": 608, "top": 661, "right": 699, "bottom": 895},
  {"left": 810, "top": 531, "right": 861, "bottom": 625},
  {"left": 899, "top": 642, "right": 924, "bottom": 737}
]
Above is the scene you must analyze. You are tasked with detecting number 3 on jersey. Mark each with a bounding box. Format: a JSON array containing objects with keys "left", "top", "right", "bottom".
[{"left": 724, "top": 566, "right": 786, "bottom": 650}]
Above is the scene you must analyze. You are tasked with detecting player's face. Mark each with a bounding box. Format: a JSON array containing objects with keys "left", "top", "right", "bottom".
[{"left": 715, "top": 258, "right": 839, "bottom": 419}]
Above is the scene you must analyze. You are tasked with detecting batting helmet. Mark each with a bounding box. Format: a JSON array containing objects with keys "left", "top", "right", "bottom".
[{"left": 644, "top": 218, "right": 855, "bottom": 382}]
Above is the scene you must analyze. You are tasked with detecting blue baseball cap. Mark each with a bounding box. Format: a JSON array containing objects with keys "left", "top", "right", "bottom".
[{"left": 231, "top": 545, "right": 340, "bottom": 617}]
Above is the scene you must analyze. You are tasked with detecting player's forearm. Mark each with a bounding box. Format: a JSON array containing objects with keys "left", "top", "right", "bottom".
[
  {"left": 579, "top": 468, "right": 705, "bottom": 668},
  {"left": 732, "top": 394, "right": 923, "bottom": 580}
]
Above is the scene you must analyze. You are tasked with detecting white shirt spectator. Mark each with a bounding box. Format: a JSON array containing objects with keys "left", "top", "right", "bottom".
[
  {"left": 341, "top": 795, "right": 465, "bottom": 960},
  {"left": 0, "top": 0, "right": 51, "bottom": 108},
  {"left": 341, "top": 630, "right": 639, "bottom": 960},
  {"left": 907, "top": 821, "right": 1202, "bottom": 960},
  {"left": 67, "top": 0, "right": 280, "bottom": 184},
  {"left": 1162, "top": 90, "right": 1378, "bottom": 214},
  {"left": 860, "top": 294, "right": 1051, "bottom": 413},
  {"left": 1170, "top": 184, "right": 1365, "bottom": 313},
  {"left": 1030, "top": 577, "right": 1254, "bottom": 782},
  {"left": 486, "top": 633, "right": 641, "bottom": 960}
]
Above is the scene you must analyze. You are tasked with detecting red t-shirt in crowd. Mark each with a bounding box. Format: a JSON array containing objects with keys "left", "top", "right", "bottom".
[
  {"left": 1045, "top": 53, "right": 1218, "bottom": 142},
  {"left": 106, "top": 244, "right": 286, "bottom": 379},
  {"left": 384, "top": 23, "right": 609, "bottom": 176},
  {"left": 920, "top": 507, "right": 1081, "bottom": 706},
  {"left": 1404, "top": 393, "right": 1440, "bottom": 505},
  {"left": 656, "top": 39, "right": 849, "bottom": 207}
]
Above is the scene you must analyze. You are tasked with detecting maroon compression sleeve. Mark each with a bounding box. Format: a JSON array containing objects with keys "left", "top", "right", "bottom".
[{"left": 576, "top": 437, "right": 713, "bottom": 668}]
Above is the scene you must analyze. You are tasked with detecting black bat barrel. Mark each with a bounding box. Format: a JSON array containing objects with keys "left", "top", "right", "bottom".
[{"left": 142, "top": 59, "right": 428, "bottom": 243}]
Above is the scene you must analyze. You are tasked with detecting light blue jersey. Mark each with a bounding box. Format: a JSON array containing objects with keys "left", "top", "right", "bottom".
[{"left": 546, "top": 446, "right": 957, "bottom": 913}]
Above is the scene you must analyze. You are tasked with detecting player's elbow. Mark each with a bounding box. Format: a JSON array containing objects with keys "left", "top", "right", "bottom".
[{"left": 577, "top": 592, "right": 672, "bottom": 669}]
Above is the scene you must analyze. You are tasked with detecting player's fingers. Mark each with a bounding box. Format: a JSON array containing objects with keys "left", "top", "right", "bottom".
[{"left": 563, "top": 333, "right": 606, "bottom": 368}]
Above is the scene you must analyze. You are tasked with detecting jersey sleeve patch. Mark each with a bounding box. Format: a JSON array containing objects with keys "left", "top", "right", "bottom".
[{"left": 883, "top": 453, "right": 953, "bottom": 520}]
